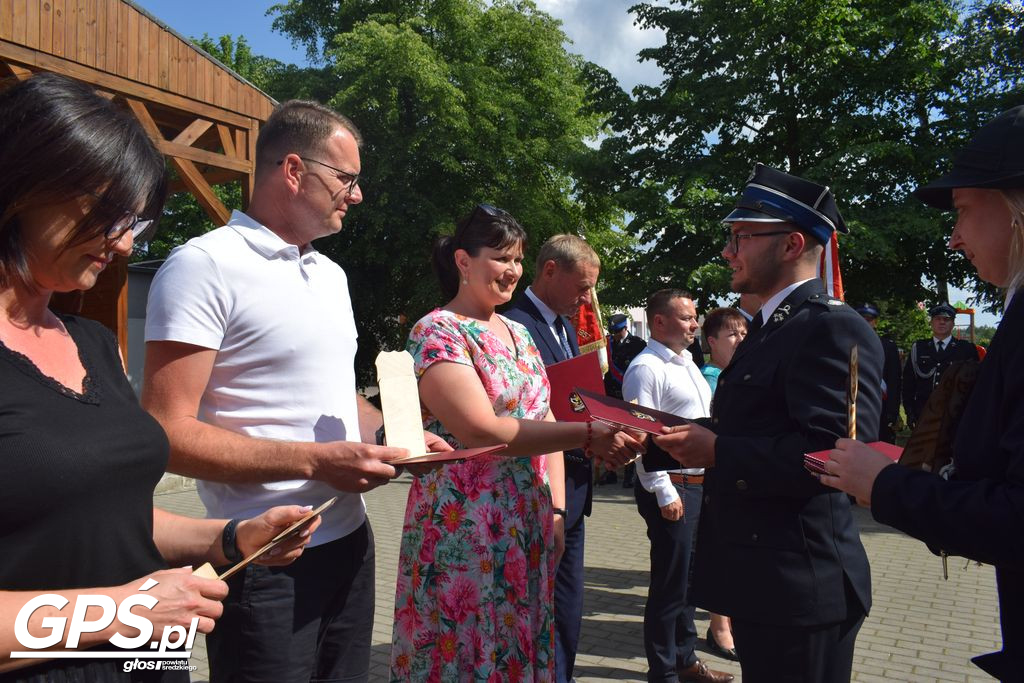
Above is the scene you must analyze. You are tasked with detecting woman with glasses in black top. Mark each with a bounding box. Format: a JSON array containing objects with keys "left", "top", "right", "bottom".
[{"left": 0, "top": 73, "right": 317, "bottom": 682}]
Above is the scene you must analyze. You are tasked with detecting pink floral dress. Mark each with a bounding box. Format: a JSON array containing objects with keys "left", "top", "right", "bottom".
[{"left": 389, "top": 309, "right": 555, "bottom": 682}]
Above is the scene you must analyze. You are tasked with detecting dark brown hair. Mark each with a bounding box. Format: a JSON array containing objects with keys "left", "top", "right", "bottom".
[
  {"left": 432, "top": 205, "right": 526, "bottom": 301},
  {"left": 645, "top": 288, "right": 693, "bottom": 321},
  {"left": 0, "top": 73, "right": 167, "bottom": 289},
  {"left": 703, "top": 307, "right": 748, "bottom": 339}
]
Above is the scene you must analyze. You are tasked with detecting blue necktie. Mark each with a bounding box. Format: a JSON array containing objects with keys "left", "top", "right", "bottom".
[{"left": 556, "top": 318, "right": 574, "bottom": 360}]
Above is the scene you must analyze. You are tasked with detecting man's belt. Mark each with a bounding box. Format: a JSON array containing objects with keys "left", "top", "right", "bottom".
[{"left": 668, "top": 473, "right": 704, "bottom": 486}]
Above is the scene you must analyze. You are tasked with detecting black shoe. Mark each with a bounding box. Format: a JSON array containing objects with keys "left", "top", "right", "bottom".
[{"left": 705, "top": 627, "right": 739, "bottom": 662}]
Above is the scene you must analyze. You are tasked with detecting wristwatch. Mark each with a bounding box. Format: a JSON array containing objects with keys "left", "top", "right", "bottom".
[
  {"left": 222, "top": 519, "right": 244, "bottom": 563},
  {"left": 552, "top": 507, "right": 568, "bottom": 518}
]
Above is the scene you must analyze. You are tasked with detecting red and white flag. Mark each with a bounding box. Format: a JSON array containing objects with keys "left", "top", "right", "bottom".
[{"left": 819, "top": 232, "right": 844, "bottom": 300}]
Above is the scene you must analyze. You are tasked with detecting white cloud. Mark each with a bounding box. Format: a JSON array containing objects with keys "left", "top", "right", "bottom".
[{"left": 533, "top": 0, "right": 665, "bottom": 91}]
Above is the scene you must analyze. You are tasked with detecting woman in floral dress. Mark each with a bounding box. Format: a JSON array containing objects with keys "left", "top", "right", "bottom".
[{"left": 389, "top": 205, "right": 641, "bottom": 682}]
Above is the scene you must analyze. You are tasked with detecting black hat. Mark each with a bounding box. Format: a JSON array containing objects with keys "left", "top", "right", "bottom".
[
  {"left": 928, "top": 303, "right": 957, "bottom": 318},
  {"left": 608, "top": 313, "right": 628, "bottom": 332},
  {"left": 722, "top": 163, "right": 847, "bottom": 244},
  {"left": 915, "top": 106, "right": 1024, "bottom": 210},
  {"left": 854, "top": 303, "right": 880, "bottom": 318}
]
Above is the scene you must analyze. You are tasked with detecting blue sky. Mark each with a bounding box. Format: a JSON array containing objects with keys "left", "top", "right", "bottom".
[{"left": 133, "top": 0, "right": 999, "bottom": 327}]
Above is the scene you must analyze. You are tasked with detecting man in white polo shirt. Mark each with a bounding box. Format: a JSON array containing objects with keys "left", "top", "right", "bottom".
[
  {"left": 142, "top": 100, "right": 447, "bottom": 683},
  {"left": 623, "top": 289, "right": 733, "bottom": 683}
]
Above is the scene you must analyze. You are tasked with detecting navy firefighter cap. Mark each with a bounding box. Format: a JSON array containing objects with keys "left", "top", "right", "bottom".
[
  {"left": 722, "top": 163, "right": 848, "bottom": 245},
  {"left": 608, "top": 313, "right": 629, "bottom": 332},
  {"left": 929, "top": 303, "right": 957, "bottom": 319},
  {"left": 855, "top": 303, "right": 880, "bottom": 318}
]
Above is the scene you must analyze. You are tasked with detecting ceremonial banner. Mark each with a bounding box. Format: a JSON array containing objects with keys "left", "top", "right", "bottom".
[{"left": 819, "top": 232, "right": 845, "bottom": 300}]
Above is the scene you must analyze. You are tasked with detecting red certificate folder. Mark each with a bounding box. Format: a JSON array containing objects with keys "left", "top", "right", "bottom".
[
  {"left": 574, "top": 387, "right": 690, "bottom": 434},
  {"left": 547, "top": 351, "right": 605, "bottom": 422},
  {"left": 803, "top": 441, "right": 903, "bottom": 475}
]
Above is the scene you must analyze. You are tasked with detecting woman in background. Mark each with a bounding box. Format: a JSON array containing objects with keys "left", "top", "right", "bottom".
[{"left": 698, "top": 306, "right": 748, "bottom": 662}]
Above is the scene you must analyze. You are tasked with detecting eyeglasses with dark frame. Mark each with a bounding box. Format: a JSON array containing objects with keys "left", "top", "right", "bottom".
[
  {"left": 723, "top": 229, "right": 795, "bottom": 254},
  {"left": 279, "top": 157, "right": 361, "bottom": 197},
  {"left": 86, "top": 191, "right": 155, "bottom": 242}
]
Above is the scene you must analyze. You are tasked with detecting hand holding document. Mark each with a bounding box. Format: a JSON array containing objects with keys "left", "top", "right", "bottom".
[
  {"left": 375, "top": 351, "right": 506, "bottom": 465},
  {"left": 193, "top": 498, "right": 336, "bottom": 580}
]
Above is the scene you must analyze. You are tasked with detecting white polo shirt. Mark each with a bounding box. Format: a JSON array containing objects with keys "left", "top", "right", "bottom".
[
  {"left": 145, "top": 210, "right": 364, "bottom": 546},
  {"left": 622, "top": 339, "right": 712, "bottom": 507}
]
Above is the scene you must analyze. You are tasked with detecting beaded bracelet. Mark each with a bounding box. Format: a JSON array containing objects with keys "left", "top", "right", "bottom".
[{"left": 582, "top": 419, "right": 593, "bottom": 457}]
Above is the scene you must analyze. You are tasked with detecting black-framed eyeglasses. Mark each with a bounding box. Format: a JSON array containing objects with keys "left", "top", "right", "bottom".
[
  {"left": 724, "top": 229, "right": 795, "bottom": 254},
  {"left": 279, "top": 157, "right": 361, "bottom": 196},
  {"left": 86, "top": 191, "right": 154, "bottom": 242}
]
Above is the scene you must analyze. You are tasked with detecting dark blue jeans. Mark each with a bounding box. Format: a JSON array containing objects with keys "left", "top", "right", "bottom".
[
  {"left": 207, "top": 520, "right": 375, "bottom": 683},
  {"left": 635, "top": 481, "right": 703, "bottom": 682}
]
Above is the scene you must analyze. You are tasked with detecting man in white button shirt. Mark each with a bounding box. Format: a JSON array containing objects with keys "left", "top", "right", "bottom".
[{"left": 623, "top": 289, "right": 733, "bottom": 683}]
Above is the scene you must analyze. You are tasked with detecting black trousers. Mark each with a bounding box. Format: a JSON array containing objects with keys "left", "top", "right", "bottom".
[
  {"left": 554, "top": 461, "right": 590, "bottom": 682},
  {"left": 635, "top": 480, "right": 703, "bottom": 682},
  {"left": 207, "top": 520, "right": 375, "bottom": 683},
  {"left": 731, "top": 591, "right": 864, "bottom": 683}
]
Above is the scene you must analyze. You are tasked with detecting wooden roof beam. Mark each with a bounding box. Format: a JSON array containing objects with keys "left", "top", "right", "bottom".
[{"left": 125, "top": 97, "right": 231, "bottom": 225}]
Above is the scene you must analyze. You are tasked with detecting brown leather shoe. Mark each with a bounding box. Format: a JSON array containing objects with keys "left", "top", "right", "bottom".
[{"left": 678, "top": 659, "right": 734, "bottom": 683}]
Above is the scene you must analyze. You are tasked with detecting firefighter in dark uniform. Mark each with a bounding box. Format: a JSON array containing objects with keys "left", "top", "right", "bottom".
[
  {"left": 604, "top": 313, "right": 647, "bottom": 486},
  {"left": 604, "top": 313, "right": 647, "bottom": 399},
  {"left": 855, "top": 303, "right": 902, "bottom": 442},
  {"left": 652, "top": 164, "right": 884, "bottom": 682},
  {"left": 901, "top": 303, "right": 979, "bottom": 429}
]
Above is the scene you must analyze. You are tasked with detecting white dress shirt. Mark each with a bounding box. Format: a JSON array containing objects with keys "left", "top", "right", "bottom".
[{"left": 622, "top": 339, "right": 712, "bottom": 506}]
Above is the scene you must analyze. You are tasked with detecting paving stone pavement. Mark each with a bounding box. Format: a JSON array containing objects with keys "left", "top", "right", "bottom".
[{"left": 155, "top": 479, "right": 1001, "bottom": 682}]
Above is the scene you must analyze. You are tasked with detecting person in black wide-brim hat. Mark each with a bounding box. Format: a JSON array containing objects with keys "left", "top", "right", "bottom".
[
  {"left": 652, "top": 162, "right": 885, "bottom": 682},
  {"left": 821, "top": 105, "right": 1024, "bottom": 680}
]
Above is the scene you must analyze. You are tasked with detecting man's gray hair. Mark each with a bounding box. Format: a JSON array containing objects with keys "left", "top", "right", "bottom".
[{"left": 535, "top": 234, "right": 600, "bottom": 274}]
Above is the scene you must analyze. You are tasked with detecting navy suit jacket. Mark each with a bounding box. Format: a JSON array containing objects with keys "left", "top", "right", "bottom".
[
  {"left": 692, "top": 279, "right": 881, "bottom": 626},
  {"left": 874, "top": 293, "right": 1024, "bottom": 679},
  {"left": 504, "top": 293, "right": 593, "bottom": 520}
]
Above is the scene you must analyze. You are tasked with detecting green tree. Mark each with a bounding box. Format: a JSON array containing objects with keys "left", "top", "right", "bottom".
[
  {"left": 265, "top": 0, "right": 623, "bottom": 382},
  {"left": 593, "top": 0, "right": 1022, "bottom": 313}
]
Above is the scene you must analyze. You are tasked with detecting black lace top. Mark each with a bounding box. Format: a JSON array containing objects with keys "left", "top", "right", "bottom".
[{"left": 0, "top": 315, "right": 175, "bottom": 682}]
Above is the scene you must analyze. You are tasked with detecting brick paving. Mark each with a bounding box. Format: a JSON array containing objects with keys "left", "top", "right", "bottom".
[{"left": 155, "top": 478, "right": 1001, "bottom": 682}]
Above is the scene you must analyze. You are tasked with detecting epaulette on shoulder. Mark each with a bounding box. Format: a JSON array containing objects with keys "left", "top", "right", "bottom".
[{"left": 807, "top": 293, "right": 845, "bottom": 310}]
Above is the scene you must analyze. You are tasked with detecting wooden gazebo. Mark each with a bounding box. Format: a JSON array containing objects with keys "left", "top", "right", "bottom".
[{"left": 0, "top": 0, "right": 276, "bottom": 356}]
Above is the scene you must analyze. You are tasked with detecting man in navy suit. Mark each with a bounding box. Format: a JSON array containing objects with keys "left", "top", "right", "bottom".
[
  {"left": 654, "top": 164, "right": 883, "bottom": 682},
  {"left": 504, "top": 234, "right": 600, "bottom": 683}
]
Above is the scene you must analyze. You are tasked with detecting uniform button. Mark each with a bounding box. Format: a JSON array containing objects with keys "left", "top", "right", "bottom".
[
  {"left": 719, "top": 378, "right": 725, "bottom": 386},
  {"left": 743, "top": 374, "right": 752, "bottom": 381},
  {"left": 751, "top": 533, "right": 759, "bottom": 542},
  {"left": 736, "top": 480, "right": 748, "bottom": 491},
  {"left": 712, "top": 417, "right": 719, "bottom": 425},
  {"left": 704, "top": 495, "right": 710, "bottom": 504}
]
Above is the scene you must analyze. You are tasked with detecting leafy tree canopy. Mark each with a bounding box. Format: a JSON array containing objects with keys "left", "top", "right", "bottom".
[
  {"left": 250, "top": 0, "right": 625, "bottom": 382},
  {"left": 590, "top": 0, "right": 1022, "bottom": 318}
]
